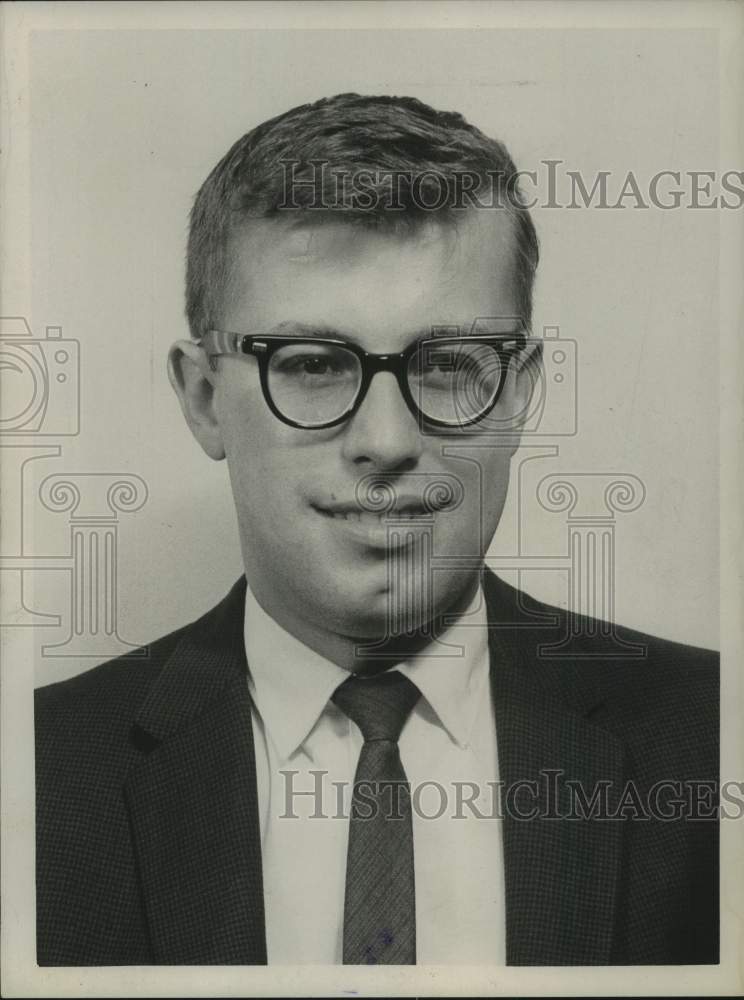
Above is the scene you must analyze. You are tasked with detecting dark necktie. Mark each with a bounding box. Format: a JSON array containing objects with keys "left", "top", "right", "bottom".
[{"left": 332, "top": 670, "right": 421, "bottom": 965}]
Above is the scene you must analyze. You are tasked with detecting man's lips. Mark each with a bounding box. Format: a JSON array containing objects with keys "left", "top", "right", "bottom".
[
  {"left": 311, "top": 495, "right": 451, "bottom": 553},
  {"left": 311, "top": 491, "right": 455, "bottom": 520},
  {"left": 313, "top": 505, "right": 435, "bottom": 523},
  {"left": 310, "top": 502, "right": 437, "bottom": 549}
]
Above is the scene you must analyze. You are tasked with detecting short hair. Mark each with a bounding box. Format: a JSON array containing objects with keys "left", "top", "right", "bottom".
[{"left": 186, "top": 93, "right": 539, "bottom": 340}]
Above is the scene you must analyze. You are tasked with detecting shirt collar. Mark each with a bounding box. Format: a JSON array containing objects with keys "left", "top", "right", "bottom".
[
  {"left": 395, "top": 587, "right": 488, "bottom": 749},
  {"left": 244, "top": 584, "right": 347, "bottom": 763},
  {"left": 244, "top": 581, "right": 489, "bottom": 762}
]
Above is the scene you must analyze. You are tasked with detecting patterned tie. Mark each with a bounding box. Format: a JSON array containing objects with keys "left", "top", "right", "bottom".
[{"left": 332, "top": 670, "right": 421, "bottom": 965}]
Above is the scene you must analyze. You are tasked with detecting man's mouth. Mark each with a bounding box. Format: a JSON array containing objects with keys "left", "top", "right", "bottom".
[
  {"left": 312, "top": 485, "right": 460, "bottom": 519},
  {"left": 313, "top": 503, "right": 435, "bottom": 523},
  {"left": 310, "top": 497, "right": 449, "bottom": 548}
]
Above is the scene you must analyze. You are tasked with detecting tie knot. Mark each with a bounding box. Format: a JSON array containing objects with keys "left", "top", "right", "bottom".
[{"left": 332, "top": 671, "right": 420, "bottom": 743}]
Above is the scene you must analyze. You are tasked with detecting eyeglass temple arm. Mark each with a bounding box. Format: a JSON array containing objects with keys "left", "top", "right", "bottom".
[{"left": 198, "top": 330, "right": 243, "bottom": 356}]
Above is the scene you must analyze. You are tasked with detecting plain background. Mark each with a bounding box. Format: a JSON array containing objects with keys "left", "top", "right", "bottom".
[
  {"left": 2, "top": 4, "right": 741, "bottom": 999},
  {"left": 22, "top": 26, "right": 720, "bottom": 684}
]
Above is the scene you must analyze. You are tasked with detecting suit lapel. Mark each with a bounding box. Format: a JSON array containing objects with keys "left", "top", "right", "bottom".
[
  {"left": 124, "top": 577, "right": 267, "bottom": 964},
  {"left": 483, "top": 571, "right": 626, "bottom": 965}
]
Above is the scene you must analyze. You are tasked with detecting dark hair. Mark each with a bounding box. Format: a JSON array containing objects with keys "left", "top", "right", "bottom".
[{"left": 186, "top": 93, "right": 539, "bottom": 339}]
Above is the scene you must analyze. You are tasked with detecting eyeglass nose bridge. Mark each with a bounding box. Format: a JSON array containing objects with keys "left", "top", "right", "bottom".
[
  {"left": 361, "top": 350, "right": 408, "bottom": 373},
  {"left": 351, "top": 350, "right": 419, "bottom": 421},
  {"left": 368, "top": 352, "right": 399, "bottom": 365}
]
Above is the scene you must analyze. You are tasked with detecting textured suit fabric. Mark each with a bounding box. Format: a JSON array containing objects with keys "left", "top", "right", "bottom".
[{"left": 35, "top": 570, "right": 719, "bottom": 966}]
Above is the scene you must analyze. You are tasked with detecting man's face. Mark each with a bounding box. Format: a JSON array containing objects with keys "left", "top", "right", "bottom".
[{"left": 171, "top": 209, "right": 536, "bottom": 646}]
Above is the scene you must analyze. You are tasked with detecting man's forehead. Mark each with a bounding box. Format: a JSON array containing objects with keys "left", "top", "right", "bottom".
[
  {"left": 228, "top": 208, "right": 517, "bottom": 272},
  {"left": 220, "top": 208, "right": 520, "bottom": 345}
]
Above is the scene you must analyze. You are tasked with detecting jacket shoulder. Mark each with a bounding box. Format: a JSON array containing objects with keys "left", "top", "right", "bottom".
[
  {"left": 34, "top": 626, "right": 189, "bottom": 798},
  {"left": 35, "top": 595, "right": 229, "bottom": 756},
  {"left": 484, "top": 567, "right": 719, "bottom": 667},
  {"left": 483, "top": 569, "right": 719, "bottom": 763},
  {"left": 36, "top": 623, "right": 180, "bottom": 719},
  {"left": 542, "top": 586, "right": 716, "bottom": 676},
  {"left": 35, "top": 579, "right": 240, "bottom": 700}
]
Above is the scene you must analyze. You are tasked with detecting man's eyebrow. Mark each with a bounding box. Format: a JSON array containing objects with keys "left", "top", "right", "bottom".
[
  {"left": 262, "top": 321, "right": 471, "bottom": 346},
  {"left": 264, "top": 321, "right": 353, "bottom": 342}
]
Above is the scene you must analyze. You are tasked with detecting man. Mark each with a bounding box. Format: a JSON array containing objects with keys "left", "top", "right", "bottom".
[{"left": 35, "top": 93, "right": 718, "bottom": 966}]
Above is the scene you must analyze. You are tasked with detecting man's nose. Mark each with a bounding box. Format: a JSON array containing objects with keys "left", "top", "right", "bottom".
[{"left": 341, "top": 371, "right": 424, "bottom": 470}]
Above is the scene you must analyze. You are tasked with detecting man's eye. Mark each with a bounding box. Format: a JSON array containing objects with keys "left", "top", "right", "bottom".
[
  {"left": 431, "top": 356, "right": 467, "bottom": 373},
  {"left": 301, "top": 357, "right": 338, "bottom": 375},
  {"left": 281, "top": 357, "right": 339, "bottom": 375},
  {"left": 418, "top": 351, "right": 471, "bottom": 376},
  {"left": 272, "top": 351, "right": 351, "bottom": 377}
]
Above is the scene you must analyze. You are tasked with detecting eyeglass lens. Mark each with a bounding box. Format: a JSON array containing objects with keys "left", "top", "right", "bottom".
[
  {"left": 268, "top": 342, "right": 362, "bottom": 425},
  {"left": 408, "top": 341, "right": 503, "bottom": 425}
]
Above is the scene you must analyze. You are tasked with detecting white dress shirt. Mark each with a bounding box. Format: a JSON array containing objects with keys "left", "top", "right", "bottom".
[{"left": 244, "top": 582, "right": 505, "bottom": 964}]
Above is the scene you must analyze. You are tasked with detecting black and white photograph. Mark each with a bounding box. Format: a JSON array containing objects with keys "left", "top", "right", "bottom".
[{"left": 1, "top": 1, "right": 742, "bottom": 996}]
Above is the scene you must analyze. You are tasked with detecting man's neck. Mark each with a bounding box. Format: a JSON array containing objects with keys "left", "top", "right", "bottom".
[{"left": 244, "top": 571, "right": 483, "bottom": 674}]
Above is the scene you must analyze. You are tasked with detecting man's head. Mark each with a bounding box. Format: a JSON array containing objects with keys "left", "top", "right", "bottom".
[{"left": 169, "top": 93, "right": 540, "bottom": 665}]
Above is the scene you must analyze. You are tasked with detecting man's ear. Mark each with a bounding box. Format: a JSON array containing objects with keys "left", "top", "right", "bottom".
[{"left": 167, "top": 339, "right": 226, "bottom": 460}]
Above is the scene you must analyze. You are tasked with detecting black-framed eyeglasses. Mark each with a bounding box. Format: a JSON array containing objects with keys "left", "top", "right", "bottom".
[{"left": 198, "top": 328, "right": 529, "bottom": 430}]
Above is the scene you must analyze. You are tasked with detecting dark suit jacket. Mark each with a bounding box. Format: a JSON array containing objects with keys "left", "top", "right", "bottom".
[{"left": 35, "top": 570, "right": 719, "bottom": 966}]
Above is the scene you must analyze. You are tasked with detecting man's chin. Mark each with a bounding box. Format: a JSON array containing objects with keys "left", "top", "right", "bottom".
[{"left": 324, "top": 585, "right": 462, "bottom": 645}]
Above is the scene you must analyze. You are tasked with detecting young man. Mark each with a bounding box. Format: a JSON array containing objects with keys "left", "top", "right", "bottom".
[{"left": 36, "top": 93, "right": 719, "bottom": 966}]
